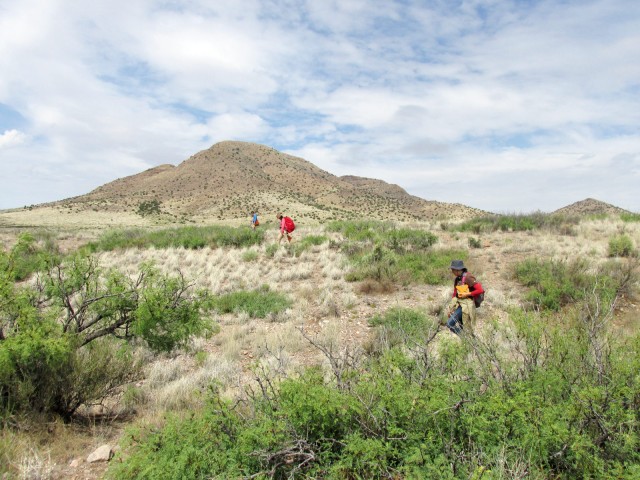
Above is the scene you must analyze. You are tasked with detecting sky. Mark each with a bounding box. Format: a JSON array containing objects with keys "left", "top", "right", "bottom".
[{"left": 1, "top": 0, "right": 639, "bottom": 213}]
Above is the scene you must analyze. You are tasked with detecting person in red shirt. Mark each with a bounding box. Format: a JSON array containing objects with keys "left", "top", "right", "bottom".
[{"left": 277, "top": 213, "right": 293, "bottom": 244}]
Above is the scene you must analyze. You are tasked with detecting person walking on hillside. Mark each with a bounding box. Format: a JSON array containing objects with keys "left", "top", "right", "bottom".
[
  {"left": 251, "top": 211, "right": 260, "bottom": 230},
  {"left": 446, "top": 260, "right": 484, "bottom": 335},
  {"left": 277, "top": 213, "right": 295, "bottom": 243}
]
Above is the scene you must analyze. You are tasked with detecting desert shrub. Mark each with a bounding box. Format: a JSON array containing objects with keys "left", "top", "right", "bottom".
[
  {"left": 288, "top": 234, "right": 329, "bottom": 257},
  {"left": 514, "top": 258, "right": 628, "bottom": 311},
  {"left": 394, "top": 249, "right": 467, "bottom": 285},
  {"left": 346, "top": 246, "right": 466, "bottom": 286},
  {"left": 0, "top": 252, "right": 213, "bottom": 419},
  {"left": 84, "top": 225, "right": 264, "bottom": 251},
  {"left": 468, "top": 236, "right": 482, "bottom": 249},
  {"left": 331, "top": 222, "right": 453, "bottom": 287},
  {"left": 367, "top": 307, "right": 438, "bottom": 351},
  {"left": 211, "top": 287, "right": 291, "bottom": 318},
  {"left": 620, "top": 212, "right": 640, "bottom": 223},
  {"left": 136, "top": 199, "right": 162, "bottom": 217},
  {"left": 241, "top": 250, "right": 258, "bottom": 262},
  {"left": 0, "top": 233, "right": 60, "bottom": 281},
  {"left": 608, "top": 234, "right": 635, "bottom": 257},
  {"left": 327, "top": 220, "right": 393, "bottom": 241},
  {"left": 456, "top": 212, "right": 580, "bottom": 233},
  {"left": 264, "top": 243, "right": 278, "bottom": 258},
  {"left": 110, "top": 312, "right": 640, "bottom": 479}
]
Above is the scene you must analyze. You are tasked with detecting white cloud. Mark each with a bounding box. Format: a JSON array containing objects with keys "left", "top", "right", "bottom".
[
  {"left": 0, "top": 129, "right": 27, "bottom": 148},
  {"left": 0, "top": 0, "right": 638, "bottom": 211}
]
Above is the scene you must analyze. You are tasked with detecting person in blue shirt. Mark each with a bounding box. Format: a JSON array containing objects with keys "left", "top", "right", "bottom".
[{"left": 251, "top": 211, "right": 259, "bottom": 230}]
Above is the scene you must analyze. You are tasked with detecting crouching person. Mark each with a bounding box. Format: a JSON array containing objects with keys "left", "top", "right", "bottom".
[{"left": 446, "top": 260, "right": 484, "bottom": 335}]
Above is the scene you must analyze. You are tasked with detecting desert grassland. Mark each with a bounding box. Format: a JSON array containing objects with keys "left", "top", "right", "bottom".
[
  {"left": 85, "top": 217, "right": 640, "bottom": 413},
  {"left": 2, "top": 215, "right": 639, "bottom": 479}
]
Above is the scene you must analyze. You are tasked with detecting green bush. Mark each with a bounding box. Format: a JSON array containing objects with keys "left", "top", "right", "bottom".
[
  {"left": 109, "top": 312, "right": 640, "bottom": 479},
  {"left": 84, "top": 225, "right": 264, "bottom": 252},
  {"left": 468, "top": 236, "right": 482, "bottom": 249},
  {"left": 211, "top": 287, "right": 291, "bottom": 318},
  {"left": 620, "top": 212, "right": 640, "bottom": 223},
  {"left": 265, "top": 243, "right": 278, "bottom": 258},
  {"left": 0, "top": 252, "right": 213, "bottom": 419},
  {"left": 241, "top": 250, "right": 258, "bottom": 262},
  {"left": 608, "top": 234, "right": 635, "bottom": 257},
  {"left": 136, "top": 199, "right": 162, "bottom": 217},
  {"left": 514, "top": 258, "right": 627, "bottom": 311},
  {"left": 394, "top": 249, "right": 467, "bottom": 285},
  {"left": 457, "top": 212, "right": 580, "bottom": 233},
  {"left": 0, "top": 233, "right": 60, "bottom": 281},
  {"left": 288, "top": 234, "right": 329, "bottom": 257},
  {"left": 368, "top": 307, "right": 438, "bottom": 351},
  {"left": 327, "top": 220, "right": 393, "bottom": 241}
]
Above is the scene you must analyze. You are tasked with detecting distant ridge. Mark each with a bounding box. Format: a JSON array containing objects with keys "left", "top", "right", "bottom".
[
  {"left": 552, "top": 198, "right": 630, "bottom": 216},
  {"left": 51, "top": 141, "right": 486, "bottom": 222}
]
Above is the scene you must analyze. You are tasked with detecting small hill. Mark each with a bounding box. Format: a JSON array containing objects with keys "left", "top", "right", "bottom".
[
  {"left": 552, "top": 198, "right": 630, "bottom": 217},
  {"left": 49, "top": 141, "right": 485, "bottom": 223}
]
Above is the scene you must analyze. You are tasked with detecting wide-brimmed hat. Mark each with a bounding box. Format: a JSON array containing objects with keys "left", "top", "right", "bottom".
[{"left": 450, "top": 260, "right": 466, "bottom": 270}]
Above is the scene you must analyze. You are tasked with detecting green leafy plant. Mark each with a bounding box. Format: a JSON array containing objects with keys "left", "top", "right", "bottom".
[
  {"left": 0, "top": 251, "right": 213, "bottom": 419},
  {"left": 513, "top": 257, "right": 629, "bottom": 311},
  {"left": 210, "top": 287, "right": 291, "bottom": 318},
  {"left": 620, "top": 212, "right": 640, "bottom": 223},
  {"left": 608, "top": 234, "right": 635, "bottom": 257},
  {"left": 109, "top": 306, "right": 640, "bottom": 479},
  {"left": 468, "top": 236, "right": 482, "bottom": 249},
  {"left": 136, "top": 199, "right": 162, "bottom": 217},
  {"left": 84, "top": 225, "right": 264, "bottom": 252},
  {"left": 241, "top": 250, "right": 258, "bottom": 262}
]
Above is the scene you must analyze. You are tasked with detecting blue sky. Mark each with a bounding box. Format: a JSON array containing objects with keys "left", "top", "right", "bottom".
[{"left": 1, "top": 0, "right": 639, "bottom": 212}]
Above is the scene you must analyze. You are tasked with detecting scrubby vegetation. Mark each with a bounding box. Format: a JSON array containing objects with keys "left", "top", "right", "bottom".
[
  {"left": 84, "top": 225, "right": 264, "bottom": 251},
  {"left": 608, "top": 234, "right": 635, "bottom": 257},
  {"left": 2, "top": 214, "right": 640, "bottom": 479},
  {"left": 0, "top": 244, "right": 213, "bottom": 420},
  {"left": 210, "top": 286, "right": 291, "bottom": 319},
  {"left": 455, "top": 212, "right": 580, "bottom": 234},
  {"left": 513, "top": 258, "right": 635, "bottom": 311},
  {"left": 328, "top": 220, "right": 460, "bottom": 286},
  {"left": 109, "top": 297, "right": 640, "bottom": 479}
]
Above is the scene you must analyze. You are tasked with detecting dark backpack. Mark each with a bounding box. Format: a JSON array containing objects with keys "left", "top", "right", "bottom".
[
  {"left": 284, "top": 216, "right": 295, "bottom": 232},
  {"left": 473, "top": 284, "right": 485, "bottom": 308}
]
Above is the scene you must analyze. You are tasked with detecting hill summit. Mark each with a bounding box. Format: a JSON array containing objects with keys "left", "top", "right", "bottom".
[
  {"left": 60, "top": 141, "right": 485, "bottom": 222},
  {"left": 552, "top": 198, "right": 630, "bottom": 217}
]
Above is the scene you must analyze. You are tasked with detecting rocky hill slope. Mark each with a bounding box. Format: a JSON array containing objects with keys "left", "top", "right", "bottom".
[
  {"left": 54, "top": 141, "right": 486, "bottom": 223},
  {"left": 552, "top": 198, "right": 630, "bottom": 217}
]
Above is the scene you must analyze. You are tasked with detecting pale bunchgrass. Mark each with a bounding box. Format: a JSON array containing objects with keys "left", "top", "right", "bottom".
[{"left": 17, "top": 448, "right": 54, "bottom": 480}]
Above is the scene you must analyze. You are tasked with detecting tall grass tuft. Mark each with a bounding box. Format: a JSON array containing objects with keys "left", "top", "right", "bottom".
[{"left": 211, "top": 286, "right": 291, "bottom": 318}]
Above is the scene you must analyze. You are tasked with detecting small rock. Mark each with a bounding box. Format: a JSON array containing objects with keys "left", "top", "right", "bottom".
[
  {"left": 87, "top": 444, "right": 113, "bottom": 463},
  {"left": 69, "top": 458, "right": 83, "bottom": 468}
]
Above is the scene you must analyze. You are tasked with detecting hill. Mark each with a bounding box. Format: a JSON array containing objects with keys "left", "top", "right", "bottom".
[
  {"left": 49, "top": 141, "right": 485, "bottom": 223},
  {"left": 552, "top": 198, "right": 630, "bottom": 217}
]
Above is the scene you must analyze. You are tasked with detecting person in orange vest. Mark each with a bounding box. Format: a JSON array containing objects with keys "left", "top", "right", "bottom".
[{"left": 446, "top": 260, "right": 484, "bottom": 334}]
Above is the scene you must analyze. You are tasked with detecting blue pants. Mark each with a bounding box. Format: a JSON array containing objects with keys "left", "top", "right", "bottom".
[{"left": 447, "top": 306, "right": 463, "bottom": 334}]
